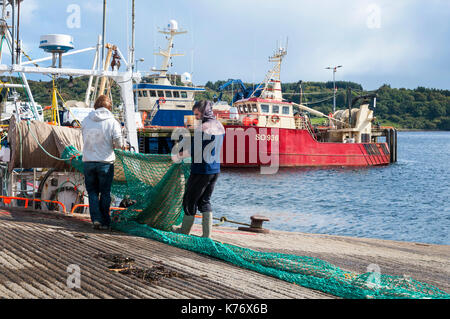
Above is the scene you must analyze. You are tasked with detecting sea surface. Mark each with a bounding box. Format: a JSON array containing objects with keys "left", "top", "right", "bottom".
[{"left": 212, "top": 131, "right": 450, "bottom": 245}]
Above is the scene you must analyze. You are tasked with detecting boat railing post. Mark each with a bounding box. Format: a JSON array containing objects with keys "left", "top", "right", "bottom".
[
  {"left": 347, "top": 87, "right": 352, "bottom": 127},
  {"left": 394, "top": 129, "right": 398, "bottom": 163}
]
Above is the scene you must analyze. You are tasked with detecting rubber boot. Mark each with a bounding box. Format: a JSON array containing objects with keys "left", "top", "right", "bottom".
[
  {"left": 202, "top": 212, "right": 213, "bottom": 238},
  {"left": 173, "top": 215, "right": 195, "bottom": 235}
]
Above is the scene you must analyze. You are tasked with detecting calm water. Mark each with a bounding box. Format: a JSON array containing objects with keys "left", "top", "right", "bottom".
[{"left": 212, "top": 131, "right": 450, "bottom": 245}]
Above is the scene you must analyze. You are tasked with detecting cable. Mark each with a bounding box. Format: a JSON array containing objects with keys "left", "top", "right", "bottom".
[
  {"left": 302, "top": 96, "right": 334, "bottom": 106},
  {"left": 25, "top": 121, "right": 67, "bottom": 162}
]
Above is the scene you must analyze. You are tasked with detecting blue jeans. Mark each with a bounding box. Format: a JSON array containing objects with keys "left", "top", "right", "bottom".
[{"left": 84, "top": 162, "right": 114, "bottom": 227}]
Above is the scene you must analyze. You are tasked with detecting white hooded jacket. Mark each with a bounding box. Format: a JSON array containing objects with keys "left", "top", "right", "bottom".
[{"left": 81, "top": 108, "right": 123, "bottom": 163}]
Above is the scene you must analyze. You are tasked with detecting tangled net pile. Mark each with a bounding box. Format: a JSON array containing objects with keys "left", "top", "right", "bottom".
[{"left": 62, "top": 147, "right": 449, "bottom": 299}]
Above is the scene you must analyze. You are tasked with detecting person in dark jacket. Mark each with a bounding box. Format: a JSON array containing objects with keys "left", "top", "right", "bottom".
[{"left": 173, "top": 100, "right": 225, "bottom": 238}]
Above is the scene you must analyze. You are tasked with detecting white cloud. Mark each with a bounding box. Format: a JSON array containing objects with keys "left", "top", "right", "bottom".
[
  {"left": 19, "top": 0, "right": 39, "bottom": 24},
  {"left": 82, "top": 2, "right": 104, "bottom": 14}
]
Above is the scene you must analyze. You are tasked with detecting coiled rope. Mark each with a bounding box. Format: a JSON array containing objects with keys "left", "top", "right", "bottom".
[{"left": 25, "top": 120, "right": 80, "bottom": 162}]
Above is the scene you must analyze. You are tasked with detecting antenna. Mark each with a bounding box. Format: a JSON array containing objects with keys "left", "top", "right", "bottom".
[
  {"left": 101, "top": 0, "right": 107, "bottom": 70},
  {"left": 154, "top": 20, "right": 187, "bottom": 78},
  {"left": 39, "top": 34, "right": 75, "bottom": 68},
  {"left": 131, "top": 0, "right": 135, "bottom": 72}
]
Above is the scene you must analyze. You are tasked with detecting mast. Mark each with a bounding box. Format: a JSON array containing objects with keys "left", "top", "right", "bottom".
[
  {"left": 252, "top": 44, "right": 287, "bottom": 101},
  {"left": 0, "top": 0, "right": 40, "bottom": 121},
  {"left": 10, "top": 0, "right": 14, "bottom": 65},
  {"left": 131, "top": 0, "right": 135, "bottom": 71},
  {"left": 101, "top": 0, "right": 106, "bottom": 71},
  {"left": 154, "top": 20, "right": 186, "bottom": 84},
  {"left": 15, "top": 0, "right": 20, "bottom": 64}
]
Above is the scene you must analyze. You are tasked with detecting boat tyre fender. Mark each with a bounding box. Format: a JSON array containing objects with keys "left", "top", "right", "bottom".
[{"left": 270, "top": 115, "right": 280, "bottom": 124}]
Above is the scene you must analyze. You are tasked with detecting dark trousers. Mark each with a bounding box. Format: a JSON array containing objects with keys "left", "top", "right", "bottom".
[
  {"left": 183, "top": 173, "right": 219, "bottom": 216},
  {"left": 84, "top": 162, "right": 114, "bottom": 226}
]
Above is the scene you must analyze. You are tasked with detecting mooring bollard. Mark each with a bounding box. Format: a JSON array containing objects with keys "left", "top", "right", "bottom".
[{"left": 238, "top": 215, "right": 270, "bottom": 234}]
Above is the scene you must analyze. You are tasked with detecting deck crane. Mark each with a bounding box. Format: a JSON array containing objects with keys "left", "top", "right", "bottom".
[{"left": 217, "top": 79, "right": 263, "bottom": 105}]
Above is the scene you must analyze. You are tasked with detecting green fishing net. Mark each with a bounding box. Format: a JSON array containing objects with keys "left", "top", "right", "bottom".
[{"left": 61, "top": 147, "right": 449, "bottom": 299}]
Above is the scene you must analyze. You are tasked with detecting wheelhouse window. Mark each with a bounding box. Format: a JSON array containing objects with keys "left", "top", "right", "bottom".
[
  {"left": 142, "top": 90, "right": 148, "bottom": 98},
  {"left": 149, "top": 90, "right": 157, "bottom": 97},
  {"left": 173, "top": 91, "right": 180, "bottom": 98},
  {"left": 243, "top": 105, "right": 248, "bottom": 113},
  {"left": 282, "top": 106, "right": 290, "bottom": 115},
  {"left": 252, "top": 104, "right": 258, "bottom": 113},
  {"left": 272, "top": 105, "right": 280, "bottom": 114},
  {"left": 157, "top": 90, "right": 164, "bottom": 97},
  {"left": 165, "top": 91, "right": 173, "bottom": 98},
  {"left": 238, "top": 105, "right": 244, "bottom": 113},
  {"left": 138, "top": 90, "right": 143, "bottom": 97},
  {"left": 181, "top": 91, "right": 188, "bottom": 98},
  {"left": 261, "top": 104, "right": 269, "bottom": 113}
]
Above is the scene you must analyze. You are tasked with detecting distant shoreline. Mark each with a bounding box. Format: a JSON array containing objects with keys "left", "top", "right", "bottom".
[{"left": 397, "top": 129, "right": 449, "bottom": 132}]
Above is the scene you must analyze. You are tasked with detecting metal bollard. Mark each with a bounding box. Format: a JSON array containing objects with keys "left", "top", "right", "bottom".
[{"left": 238, "top": 215, "right": 270, "bottom": 234}]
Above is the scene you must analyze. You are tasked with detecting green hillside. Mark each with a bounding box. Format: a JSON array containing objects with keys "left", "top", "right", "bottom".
[
  {"left": 5, "top": 76, "right": 449, "bottom": 130},
  {"left": 200, "top": 80, "right": 450, "bottom": 130}
]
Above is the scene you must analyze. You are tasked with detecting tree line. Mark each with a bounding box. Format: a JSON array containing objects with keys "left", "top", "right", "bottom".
[
  {"left": 202, "top": 80, "right": 450, "bottom": 130},
  {"left": 5, "top": 77, "right": 449, "bottom": 130}
]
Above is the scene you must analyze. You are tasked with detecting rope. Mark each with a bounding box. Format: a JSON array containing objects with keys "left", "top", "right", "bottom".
[
  {"left": 213, "top": 216, "right": 251, "bottom": 227},
  {"left": 302, "top": 96, "right": 334, "bottom": 106},
  {"left": 25, "top": 121, "right": 68, "bottom": 162},
  {"left": 19, "top": 121, "right": 23, "bottom": 168},
  {"left": 55, "top": 86, "right": 82, "bottom": 125}
]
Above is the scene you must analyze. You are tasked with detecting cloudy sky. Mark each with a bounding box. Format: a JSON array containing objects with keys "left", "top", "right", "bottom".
[{"left": 7, "top": 0, "right": 450, "bottom": 90}]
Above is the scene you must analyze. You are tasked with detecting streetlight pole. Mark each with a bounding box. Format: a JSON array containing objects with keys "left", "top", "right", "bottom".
[
  {"left": 135, "top": 58, "right": 144, "bottom": 72},
  {"left": 325, "top": 65, "right": 342, "bottom": 114}
]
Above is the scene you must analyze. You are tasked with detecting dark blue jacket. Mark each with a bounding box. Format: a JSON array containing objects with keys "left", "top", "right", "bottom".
[{"left": 190, "top": 132, "right": 224, "bottom": 175}]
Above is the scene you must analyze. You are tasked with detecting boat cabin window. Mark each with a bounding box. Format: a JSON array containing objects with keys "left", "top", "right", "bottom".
[
  {"left": 252, "top": 104, "right": 258, "bottom": 113},
  {"left": 282, "top": 106, "right": 290, "bottom": 115},
  {"left": 181, "top": 91, "right": 188, "bottom": 98},
  {"left": 272, "top": 105, "right": 280, "bottom": 114},
  {"left": 238, "top": 105, "right": 244, "bottom": 113},
  {"left": 176, "top": 105, "right": 185, "bottom": 108},
  {"left": 165, "top": 91, "right": 172, "bottom": 98},
  {"left": 149, "top": 90, "right": 157, "bottom": 97},
  {"left": 138, "top": 90, "right": 143, "bottom": 97},
  {"left": 173, "top": 91, "right": 180, "bottom": 98},
  {"left": 243, "top": 105, "right": 248, "bottom": 113},
  {"left": 261, "top": 104, "right": 269, "bottom": 113},
  {"left": 142, "top": 90, "right": 148, "bottom": 98},
  {"left": 157, "top": 90, "right": 164, "bottom": 97}
]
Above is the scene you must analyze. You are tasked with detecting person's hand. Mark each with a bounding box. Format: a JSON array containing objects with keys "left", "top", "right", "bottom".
[
  {"left": 171, "top": 153, "right": 181, "bottom": 163},
  {"left": 172, "top": 150, "right": 190, "bottom": 163}
]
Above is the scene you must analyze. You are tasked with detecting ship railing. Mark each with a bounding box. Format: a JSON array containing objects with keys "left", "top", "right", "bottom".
[
  {"left": 145, "top": 100, "right": 161, "bottom": 125},
  {"left": 297, "top": 116, "right": 318, "bottom": 141},
  {"left": 215, "top": 112, "right": 318, "bottom": 139},
  {"left": 0, "top": 195, "right": 67, "bottom": 214}
]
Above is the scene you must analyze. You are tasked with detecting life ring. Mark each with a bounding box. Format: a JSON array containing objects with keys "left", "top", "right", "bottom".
[
  {"left": 159, "top": 97, "right": 166, "bottom": 104},
  {"left": 270, "top": 115, "right": 280, "bottom": 124}
]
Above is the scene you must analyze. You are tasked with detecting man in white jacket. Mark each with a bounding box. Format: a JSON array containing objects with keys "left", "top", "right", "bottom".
[{"left": 82, "top": 95, "right": 124, "bottom": 230}]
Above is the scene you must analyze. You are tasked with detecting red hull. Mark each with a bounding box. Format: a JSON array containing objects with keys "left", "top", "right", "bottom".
[{"left": 221, "top": 126, "right": 391, "bottom": 168}]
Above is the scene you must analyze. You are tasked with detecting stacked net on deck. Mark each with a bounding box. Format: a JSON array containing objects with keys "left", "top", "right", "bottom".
[{"left": 62, "top": 147, "right": 450, "bottom": 299}]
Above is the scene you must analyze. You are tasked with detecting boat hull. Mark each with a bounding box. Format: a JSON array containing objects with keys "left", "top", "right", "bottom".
[{"left": 220, "top": 125, "right": 391, "bottom": 168}]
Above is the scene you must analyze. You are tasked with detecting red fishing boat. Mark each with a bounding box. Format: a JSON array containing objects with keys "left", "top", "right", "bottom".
[{"left": 211, "top": 47, "right": 397, "bottom": 169}]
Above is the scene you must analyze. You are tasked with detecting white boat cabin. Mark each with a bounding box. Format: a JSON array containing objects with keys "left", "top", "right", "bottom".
[{"left": 223, "top": 98, "right": 298, "bottom": 129}]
